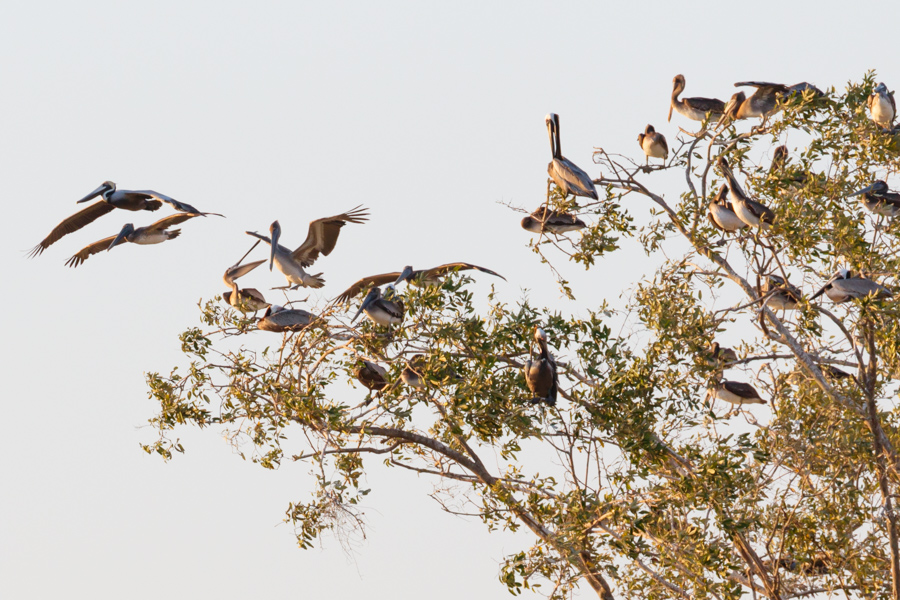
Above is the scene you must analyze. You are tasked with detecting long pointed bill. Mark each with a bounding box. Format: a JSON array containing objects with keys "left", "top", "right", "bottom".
[
  {"left": 352, "top": 289, "right": 378, "bottom": 322},
  {"left": 268, "top": 222, "right": 281, "bottom": 271},
  {"left": 107, "top": 224, "right": 133, "bottom": 251},
  {"left": 224, "top": 259, "right": 267, "bottom": 285},
  {"left": 849, "top": 184, "right": 875, "bottom": 197},
  {"left": 808, "top": 276, "right": 837, "bottom": 301},
  {"left": 76, "top": 183, "right": 108, "bottom": 204},
  {"left": 393, "top": 265, "right": 414, "bottom": 286},
  {"left": 667, "top": 104, "right": 673, "bottom": 122}
]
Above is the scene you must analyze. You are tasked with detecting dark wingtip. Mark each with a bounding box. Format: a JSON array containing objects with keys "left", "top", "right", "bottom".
[{"left": 26, "top": 244, "right": 46, "bottom": 259}]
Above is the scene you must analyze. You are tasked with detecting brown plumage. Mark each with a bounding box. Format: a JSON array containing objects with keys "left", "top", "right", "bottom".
[
  {"left": 637, "top": 124, "right": 668, "bottom": 165},
  {"left": 521, "top": 206, "right": 587, "bottom": 234},
  {"left": 64, "top": 213, "right": 197, "bottom": 268},
  {"left": 668, "top": 74, "right": 726, "bottom": 122},
  {"left": 333, "top": 262, "right": 505, "bottom": 304}
]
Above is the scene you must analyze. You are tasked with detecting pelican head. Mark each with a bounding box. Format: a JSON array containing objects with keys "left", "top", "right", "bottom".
[
  {"left": 545, "top": 113, "right": 559, "bottom": 158},
  {"left": 838, "top": 267, "right": 851, "bottom": 279},
  {"left": 223, "top": 259, "right": 266, "bottom": 287},
  {"left": 850, "top": 180, "right": 888, "bottom": 197},
  {"left": 875, "top": 82, "right": 888, "bottom": 95},
  {"left": 394, "top": 265, "right": 415, "bottom": 286},
  {"left": 77, "top": 180, "right": 116, "bottom": 203},
  {"left": 352, "top": 286, "right": 381, "bottom": 322},
  {"left": 669, "top": 75, "right": 686, "bottom": 122},
  {"left": 534, "top": 326, "right": 548, "bottom": 343},
  {"left": 713, "top": 184, "right": 728, "bottom": 205},
  {"left": 108, "top": 223, "right": 135, "bottom": 250},
  {"left": 716, "top": 156, "right": 730, "bottom": 174},
  {"left": 268, "top": 220, "right": 281, "bottom": 270}
]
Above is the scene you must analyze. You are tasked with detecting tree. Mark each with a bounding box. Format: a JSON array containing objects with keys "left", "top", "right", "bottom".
[{"left": 144, "top": 73, "right": 900, "bottom": 600}]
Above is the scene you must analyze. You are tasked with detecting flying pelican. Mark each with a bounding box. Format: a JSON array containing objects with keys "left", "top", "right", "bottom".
[
  {"left": 762, "top": 274, "right": 802, "bottom": 310},
  {"left": 353, "top": 285, "right": 405, "bottom": 326},
  {"left": 334, "top": 263, "right": 505, "bottom": 304},
  {"left": 401, "top": 355, "right": 426, "bottom": 391},
  {"left": 257, "top": 305, "right": 319, "bottom": 332},
  {"left": 524, "top": 327, "right": 558, "bottom": 406},
  {"left": 246, "top": 206, "right": 369, "bottom": 289},
  {"left": 545, "top": 113, "right": 598, "bottom": 200},
  {"left": 849, "top": 180, "right": 900, "bottom": 217},
  {"left": 668, "top": 74, "right": 726, "bottom": 123},
  {"left": 64, "top": 213, "right": 199, "bottom": 268},
  {"left": 717, "top": 157, "right": 775, "bottom": 230},
  {"left": 809, "top": 269, "right": 892, "bottom": 303},
  {"left": 521, "top": 205, "right": 587, "bottom": 235},
  {"left": 637, "top": 124, "right": 668, "bottom": 166},
  {"left": 707, "top": 184, "right": 748, "bottom": 233},
  {"left": 222, "top": 259, "right": 269, "bottom": 314},
  {"left": 30, "top": 181, "right": 222, "bottom": 257},
  {"left": 868, "top": 82, "right": 895, "bottom": 128},
  {"left": 707, "top": 381, "right": 766, "bottom": 405},
  {"left": 356, "top": 360, "right": 389, "bottom": 404}
]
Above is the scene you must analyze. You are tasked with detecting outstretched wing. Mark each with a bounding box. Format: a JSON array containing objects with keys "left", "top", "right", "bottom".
[
  {"left": 146, "top": 213, "right": 200, "bottom": 231},
  {"left": 134, "top": 190, "right": 225, "bottom": 217},
  {"left": 292, "top": 206, "right": 370, "bottom": 267},
  {"left": 29, "top": 201, "right": 115, "bottom": 257},
  {"left": 425, "top": 262, "right": 507, "bottom": 281},
  {"left": 64, "top": 234, "right": 119, "bottom": 268},
  {"left": 734, "top": 81, "right": 787, "bottom": 90},
  {"left": 333, "top": 272, "right": 402, "bottom": 304}
]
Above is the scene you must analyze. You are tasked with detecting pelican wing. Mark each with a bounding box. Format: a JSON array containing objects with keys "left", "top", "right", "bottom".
[
  {"left": 424, "top": 262, "right": 507, "bottom": 281},
  {"left": 146, "top": 213, "right": 200, "bottom": 231},
  {"left": 682, "top": 97, "right": 725, "bottom": 114},
  {"left": 258, "top": 308, "right": 317, "bottom": 332},
  {"left": 29, "top": 201, "right": 116, "bottom": 257},
  {"left": 734, "top": 81, "right": 787, "bottom": 90},
  {"left": 64, "top": 234, "right": 119, "bottom": 268},
  {"left": 549, "top": 157, "right": 598, "bottom": 200},
  {"left": 291, "top": 206, "right": 370, "bottom": 266},
  {"left": 746, "top": 199, "right": 776, "bottom": 224},
  {"left": 832, "top": 278, "right": 892, "bottom": 300},
  {"left": 721, "top": 381, "right": 762, "bottom": 400},
  {"left": 134, "top": 190, "right": 225, "bottom": 217},
  {"left": 333, "top": 272, "right": 403, "bottom": 304}
]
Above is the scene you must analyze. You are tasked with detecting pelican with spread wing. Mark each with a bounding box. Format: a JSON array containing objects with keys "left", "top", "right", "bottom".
[
  {"left": 246, "top": 206, "right": 369, "bottom": 289},
  {"left": 333, "top": 262, "right": 505, "bottom": 304}
]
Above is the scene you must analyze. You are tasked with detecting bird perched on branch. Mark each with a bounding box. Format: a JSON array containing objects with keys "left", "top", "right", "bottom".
[
  {"left": 809, "top": 269, "right": 892, "bottom": 303},
  {"left": 524, "top": 327, "right": 558, "bottom": 406},
  {"left": 356, "top": 360, "right": 389, "bottom": 404},
  {"left": 545, "top": 113, "right": 598, "bottom": 200},
  {"left": 521, "top": 206, "right": 587, "bottom": 235},
  {"left": 849, "top": 180, "right": 900, "bottom": 218},
  {"left": 334, "top": 263, "right": 504, "bottom": 304},
  {"left": 707, "top": 381, "right": 766, "bottom": 405},
  {"left": 637, "top": 124, "right": 668, "bottom": 166},
  {"left": 668, "top": 74, "right": 725, "bottom": 123},
  {"left": 222, "top": 259, "right": 269, "bottom": 314},
  {"left": 257, "top": 305, "right": 318, "bottom": 332},
  {"left": 707, "top": 184, "right": 748, "bottom": 233},
  {"left": 762, "top": 274, "right": 803, "bottom": 311},
  {"left": 352, "top": 285, "right": 405, "bottom": 326},
  {"left": 868, "top": 82, "right": 895, "bottom": 129},
  {"left": 717, "top": 157, "right": 775, "bottom": 230}
]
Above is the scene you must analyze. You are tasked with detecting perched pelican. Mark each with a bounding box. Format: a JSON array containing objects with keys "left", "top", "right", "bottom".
[
  {"left": 849, "top": 180, "right": 900, "bottom": 217},
  {"left": 728, "top": 81, "right": 822, "bottom": 122},
  {"left": 64, "top": 213, "right": 198, "bottom": 268},
  {"left": 762, "top": 274, "right": 802, "bottom": 310},
  {"left": 334, "top": 263, "right": 505, "bottom": 304},
  {"left": 637, "top": 124, "right": 668, "bottom": 165},
  {"left": 868, "top": 82, "right": 896, "bottom": 128},
  {"left": 668, "top": 74, "right": 726, "bottom": 122},
  {"left": 401, "top": 355, "right": 426, "bottom": 391},
  {"left": 524, "top": 327, "right": 558, "bottom": 406},
  {"left": 545, "top": 113, "right": 598, "bottom": 200},
  {"left": 30, "top": 181, "right": 222, "bottom": 257},
  {"left": 707, "top": 184, "right": 748, "bottom": 233},
  {"left": 809, "top": 269, "right": 892, "bottom": 303},
  {"left": 821, "top": 364, "right": 852, "bottom": 381},
  {"left": 356, "top": 360, "right": 389, "bottom": 403},
  {"left": 352, "top": 285, "right": 405, "bottom": 326},
  {"left": 709, "top": 341, "right": 738, "bottom": 365},
  {"left": 257, "top": 305, "right": 318, "bottom": 332},
  {"left": 707, "top": 381, "right": 766, "bottom": 405},
  {"left": 222, "top": 259, "right": 269, "bottom": 313},
  {"left": 717, "top": 157, "right": 775, "bottom": 229},
  {"left": 521, "top": 205, "right": 586, "bottom": 235},
  {"left": 246, "top": 206, "right": 369, "bottom": 289}
]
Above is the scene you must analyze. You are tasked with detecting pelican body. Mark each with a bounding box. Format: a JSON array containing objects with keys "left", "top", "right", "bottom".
[
  {"left": 546, "top": 113, "right": 598, "bottom": 200},
  {"left": 668, "top": 74, "right": 726, "bottom": 122},
  {"left": 850, "top": 180, "right": 900, "bottom": 217},
  {"left": 708, "top": 381, "right": 766, "bottom": 405},
  {"left": 762, "top": 274, "right": 802, "bottom": 310},
  {"left": 718, "top": 158, "right": 774, "bottom": 229},
  {"left": 707, "top": 184, "right": 747, "bottom": 232},
  {"left": 809, "top": 269, "right": 892, "bottom": 304},
  {"left": 353, "top": 286, "right": 405, "bottom": 326},
  {"left": 257, "top": 305, "right": 318, "bottom": 332},
  {"left": 401, "top": 355, "right": 426, "bottom": 390},
  {"left": 637, "top": 124, "right": 668, "bottom": 165},
  {"left": 356, "top": 360, "right": 389, "bottom": 400},
  {"left": 868, "top": 82, "right": 896, "bottom": 128},
  {"left": 521, "top": 206, "right": 587, "bottom": 234},
  {"left": 64, "top": 213, "right": 198, "bottom": 268},
  {"left": 710, "top": 341, "right": 738, "bottom": 365},
  {"left": 524, "top": 327, "right": 558, "bottom": 406},
  {"left": 222, "top": 259, "right": 269, "bottom": 313},
  {"left": 335, "top": 263, "right": 505, "bottom": 304}
]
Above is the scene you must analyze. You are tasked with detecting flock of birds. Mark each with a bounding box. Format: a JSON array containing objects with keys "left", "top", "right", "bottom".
[{"left": 27, "top": 74, "right": 900, "bottom": 409}]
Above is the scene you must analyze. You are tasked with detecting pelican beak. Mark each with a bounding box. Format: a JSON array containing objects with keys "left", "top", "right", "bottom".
[
  {"left": 394, "top": 265, "right": 414, "bottom": 286},
  {"left": 667, "top": 104, "right": 673, "bottom": 122},
  {"left": 224, "top": 259, "right": 266, "bottom": 285},
  {"left": 107, "top": 224, "right": 133, "bottom": 251},
  {"left": 268, "top": 221, "right": 281, "bottom": 271},
  {"left": 849, "top": 184, "right": 875, "bottom": 197},
  {"left": 77, "top": 182, "right": 110, "bottom": 204},
  {"left": 352, "top": 288, "right": 378, "bottom": 322}
]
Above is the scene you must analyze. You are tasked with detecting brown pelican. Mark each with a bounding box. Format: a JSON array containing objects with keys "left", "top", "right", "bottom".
[
  {"left": 246, "top": 206, "right": 369, "bottom": 289},
  {"left": 809, "top": 269, "right": 892, "bottom": 303},
  {"left": 709, "top": 341, "right": 738, "bottom": 365},
  {"left": 717, "top": 157, "right": 775, "bottom": 229},
  {"left": 727, "top": 81, "right": 822, "bottom": 122},
  {"left": 668, "top": 74, "right": 726, "bottom": 122},
  {"left": 521, "top": 205, "right": 587, "bottom": 234},
  {"left": 849, "top": 180, "right": 900, "bottom": 217},
  {"left": 545, "top": 113, "right": 598, "bottom": 200},
  {"left": 334, "top": 263, "right": 505, "bottom": 304},
  {"left": 356, "top": 360, "right": 389, "bottom": 403},
  {"left": 707, "top": 184, "right": 748, "bottom": 233},
  {"left": 64, "top": 213, "right": 199, "bottom": 268},
  {"left": 762, "top": 274, "right": 802, "bottom": 310},
  {"left": 707, "top": 381, "right": 766, "bottom": 405},
  {"left": 637, "top": 124, "right": 668, "bottom": 165},
  {"left": 401, "top": 355, "right": 426, "bottom": 390},
  {"left": 257, "top": 305, "right": 318, "bottom": 332},
  {"left": 29, "top": 181, "right": 222, "bottom": 257},
  {"left": 353, "top": 285, "right": 405, "bottom": 326},
  {"left": 222, "top": 259, "right": 269, "bottom": 313},
  {"left": 868, "top": 82, "right": 895, "bottom": 128},
  {"left": 524, "top": 327, "right": 558, "bottom": 406}
]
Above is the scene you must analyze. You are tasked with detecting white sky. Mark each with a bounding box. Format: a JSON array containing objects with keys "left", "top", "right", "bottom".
[{"left": 3, "top": 1, "right": 899, "bottom": 598}]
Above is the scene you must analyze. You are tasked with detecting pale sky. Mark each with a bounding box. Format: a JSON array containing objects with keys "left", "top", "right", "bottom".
[{"left": 3, "top": 1, "right": 898, "bottom": 598}]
